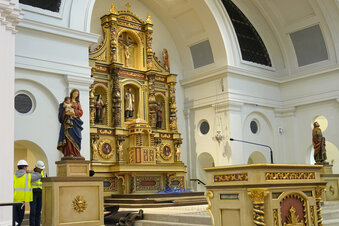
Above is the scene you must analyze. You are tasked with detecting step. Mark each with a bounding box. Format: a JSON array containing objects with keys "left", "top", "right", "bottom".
[
  {"left": 105, "top": 196, "right": 207, "bottom": 204},
  {"left": 143, "top": 213, "right": 211, "bottom": 225},
  {"left": 322, "top": 208, "right": 339, "bottom": 220},
  {"left": 110, "top": 192, "right": 204, "bottom": 199},
  {"left": 323, "top": 201, "right": 339, "bottom": 209},
  {"left": 134, "top": 219, "right": 211, "bottom": 226},
  {"left": 105, "top": 200, "right": 208, "bottom": 208},
  {"left": 323, "top": 218, "right": 339, "bottom": 226}
]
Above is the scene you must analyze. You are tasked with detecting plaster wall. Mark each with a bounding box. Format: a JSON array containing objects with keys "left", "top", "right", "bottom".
[
  {"left": 0, "top": 0, "right": 21, "bottom": 224},
  {"left": 292, "top": 101, "right": 339, "bottom": 164},
  {"left": 280, "top": 70, "right": 339, "bottom": 107},
  {"left": 14, "top": 1, "right": 98, "bottom": 177}
]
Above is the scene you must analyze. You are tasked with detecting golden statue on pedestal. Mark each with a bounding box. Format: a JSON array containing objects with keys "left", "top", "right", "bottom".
[{"left": 89, "top": 4, "right": 186, "bottom": 195}]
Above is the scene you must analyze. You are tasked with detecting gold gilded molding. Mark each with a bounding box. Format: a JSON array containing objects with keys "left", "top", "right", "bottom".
[
  {"left": 285, "top": 206, "right": 303, "bottom": 226},
  {"left": 214, "top": 173, "right": 248, "bottom": 182},
  {"left": 160, "top": 143, "right": 172, "bottom": 160},
  {"left": 104, "top": 177, "right": 116, "bottom": 192},
  {"left": 310, "top": 206, "right": 315, "bottom": 226},
  {"left": 248, "top": 189, "right": 268, "bottom": 226},
  {"left": 206, "top": 191, "right": 215, "bottom": 226},
  {"left": 109, "top": 3, "right": 117, "bottom": 14},
  {"left": 97, "top": 52, "right": 107, "bottom": 62},
  {"left": 145, "top": 13, "right": 153, "bottom": 24},
  {"left": 248, "top": 189, "right": 268, "bottom": 204},
  {"left": 265, "top": 172, "right": 315, "bottom": 181},
  {"left": 98, "top": 139, "right": 114, "bottom": 159},
  {"left": 315, "top": 186, "right": 325, "bottom": 225},
  {"left": 315, "top": 186, "right": 325, "bottom": 199},
  {"left": 280, "top": 193, "right": 307, "bottom": 226},
  {"left": 72, "top": 195, "right": 88, "bottom": 213},
  {"left": 273, "top": 209, "right": 279, "bottom": 226}
]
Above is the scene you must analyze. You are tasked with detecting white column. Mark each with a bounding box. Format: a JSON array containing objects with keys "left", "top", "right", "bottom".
[
  {"left": 0, "top": 0, "right": 22, "bottom": 225},
  {"left": 183, "top": 109, "right": 193, "bottom": 189},
  {"left": 227, "top": 101, "right": 244, "bottom": 165},
  {"left": 275, "top": 107, "right": 297, "bottom": 163}
]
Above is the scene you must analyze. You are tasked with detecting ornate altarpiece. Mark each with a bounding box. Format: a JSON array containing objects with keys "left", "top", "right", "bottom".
[{"left": 89, "top": 4, "right": 186, "bottom": 195}]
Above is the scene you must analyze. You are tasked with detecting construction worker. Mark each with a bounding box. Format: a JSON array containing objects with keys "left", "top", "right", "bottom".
[
  {"left": 30, "top": 160, "right": 45, "bottom": 226},
  {"left": 13, "top": 160, "right": 42, "bottom": 226}
]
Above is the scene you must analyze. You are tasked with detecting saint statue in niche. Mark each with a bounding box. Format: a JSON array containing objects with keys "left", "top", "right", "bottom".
[
  {"left": 95, "top": 94, "right": 106, "bottom": 124},
  {"left": 125, "top": 88, "right": 135, "bottom": 118},
  {"left": 155, "top": 102, "right": 163, "bottom": 129},
  {"left": 118, "top": 32, "right": 137, "bottom": 67},
  {"left": 312, "top": 121, "right": 328, "bottom": 164}
]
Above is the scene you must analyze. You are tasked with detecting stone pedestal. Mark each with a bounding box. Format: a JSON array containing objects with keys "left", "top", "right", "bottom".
[
  {"left": 56, "top": 159, "right": 90, "bottom": 177},
  {"left": 320, "top": 164, "right": 339, "bottom": 201},
  {"left": 42, "top": 160, "right": 104, "bottom": 226},
  {"left": 204, "top": 164, "right": 326, "bottom": 226}
]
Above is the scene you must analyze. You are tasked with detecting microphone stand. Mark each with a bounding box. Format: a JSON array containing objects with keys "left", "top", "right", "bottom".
[{"left": 230, "top": 138, "right": 274, "bottom": 164}]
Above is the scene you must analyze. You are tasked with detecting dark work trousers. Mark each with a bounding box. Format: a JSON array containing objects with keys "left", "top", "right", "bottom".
[
  {"left": 13, "top": 203, "right": 25, "bottom": 226},
  {"left": 29, "top": 189, "right": 42, "bottom": 226}
]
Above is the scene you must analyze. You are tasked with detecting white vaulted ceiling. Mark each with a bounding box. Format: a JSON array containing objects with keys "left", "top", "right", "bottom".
[{"left": 91, "top": 0, "right": 339, "bottom": 80}]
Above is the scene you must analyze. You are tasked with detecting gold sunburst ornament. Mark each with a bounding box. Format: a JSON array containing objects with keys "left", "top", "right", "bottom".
[{"left": 72, "top": 195, "right": 88, "bottom": 213}]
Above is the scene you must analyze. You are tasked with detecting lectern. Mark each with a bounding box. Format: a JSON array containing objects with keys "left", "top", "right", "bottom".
[{"left": 204, "top": 164, "right": 326, "bottom": 226}]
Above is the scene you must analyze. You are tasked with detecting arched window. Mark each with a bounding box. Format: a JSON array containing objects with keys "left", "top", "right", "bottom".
[{"left": 222, "top": 0, "right": 272, "bottom": 66}]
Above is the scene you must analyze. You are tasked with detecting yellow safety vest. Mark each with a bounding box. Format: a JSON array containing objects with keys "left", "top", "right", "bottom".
[
  {"left": 31, "top": 171, "right": 44, "bottom": 189},
  {"left": 14, "top": 173, "right": 33, "bottom": 202}
]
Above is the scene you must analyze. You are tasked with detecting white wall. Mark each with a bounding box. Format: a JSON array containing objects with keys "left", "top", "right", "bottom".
[
  {"left": 14, "top": 0, "right": 98, "bottom": 176},
  {"left": 0, "top": 0, "right": 22, "bottom": 225}
]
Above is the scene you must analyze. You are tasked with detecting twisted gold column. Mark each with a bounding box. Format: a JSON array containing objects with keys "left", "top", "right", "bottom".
[
  {"left": 206, "top": 191, "right": 215, "bottom": 226},
  {"left": 248, "top": 189, "right": 268, "bottom": 226},
  {"left": 315, "top": 186, "right": 325, "bottom": 226}
]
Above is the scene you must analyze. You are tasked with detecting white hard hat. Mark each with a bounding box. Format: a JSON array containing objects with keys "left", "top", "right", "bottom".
[
  {"left": 35, "top": 160, "right": 45, "bottom": 169},
  {"left": 17, "top": 160, "right": 28, "bottom": 166}
]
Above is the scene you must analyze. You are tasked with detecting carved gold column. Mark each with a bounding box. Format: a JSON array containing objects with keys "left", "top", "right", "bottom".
[
  {"left": 117, "top": 135, "right": 126, "bottom": 162},
  {"left": 89, "top": 87, "right": 96, "bottom": 126},
  {"left": 206, "top": 191, "right": 215, "bottom": 226},
  {"left": 111, "top": 67, "right": 121, "bottom": 127},
  {"left": 167, "top": 76, "right": 178, "bottom": 131},
  {"left": 145, "top": 14, "right": 153, "bottom": 70},
  {"left": 108, "top": 4, "right": 118, "bottom": 62},
  {"left": 248, "top": 189, "right": 268, "bottom": 226},
  {"left": 174, "top": 138, "right": 182, "bottom": 162},
  {"left": 154, "top": 137, "right": 162, "bottom": 162},
  {"left": 315, "top": 186, "right": 325, "bottom": 226},
  {"left": 147, "top": 73, "right": 156, "bottom": 128}
]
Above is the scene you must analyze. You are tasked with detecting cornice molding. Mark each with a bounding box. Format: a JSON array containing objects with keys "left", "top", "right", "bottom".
[
  {"left": 180, "top": 63, "right": 339, "bottom": 88},
  {"left": 274, "top": 107, "right": 296, "bottom": 118},
  {"left": 0, "top": 0, "right": 23, "bottom": 34},
  {"left": 65, "top": 73, "right": 93, "bottom": 91},
  {"left": 15, "top": 54, "right": 91, "bottom": 77},
  {"left": 17, "top": 18, "right": 100, "bottom": 43}
]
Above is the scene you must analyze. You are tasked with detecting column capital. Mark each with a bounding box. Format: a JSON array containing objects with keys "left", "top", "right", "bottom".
[{"left": 0, "top": 0, "right": 23, "bottom": 34}]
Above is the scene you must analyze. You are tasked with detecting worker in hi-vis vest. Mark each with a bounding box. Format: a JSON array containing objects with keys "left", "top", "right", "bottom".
[
  {"left": 29, "top": 160, "right": 45, "bottom": 226},
  {"left": 13, "top": 160, "right": 42, "bottom": 226}
]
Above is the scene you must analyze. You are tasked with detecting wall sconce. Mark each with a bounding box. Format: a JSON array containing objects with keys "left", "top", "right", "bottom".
[
  {"left": 278, "top": 128, "right": 284, "bottom": 135},
  {"left": 215, "top": 131, "right": 225, "bottom": 143}
]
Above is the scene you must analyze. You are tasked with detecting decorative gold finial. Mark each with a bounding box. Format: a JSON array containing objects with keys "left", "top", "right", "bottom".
[
  {"left": 146, "top": 13, "right": 153, "bottom": 24},
  {"left": 126, "top": 2, "right": 131, "bottom": 11},
  {"left": 109, "top": 3, "right": 117, "bottom": 14}
]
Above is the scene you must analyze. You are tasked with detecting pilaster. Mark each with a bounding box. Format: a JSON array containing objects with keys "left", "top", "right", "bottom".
[{"left": 0, "top": 1, "right": 22, "bottom": 224}]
